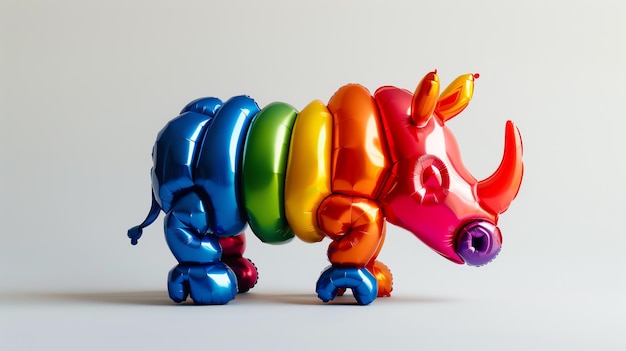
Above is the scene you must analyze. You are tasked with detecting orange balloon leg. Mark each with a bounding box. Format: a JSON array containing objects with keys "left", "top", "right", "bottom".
[
  {"left": 317, "top": 194, "right": 392, "bottom": 296},
  {"left": 366, "top": 252, "right": 393, "bottom": 297}
]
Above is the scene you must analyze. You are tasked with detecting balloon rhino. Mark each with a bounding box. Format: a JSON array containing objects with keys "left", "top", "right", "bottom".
[{"left": 128, "top": 71, "right": 524, "bottom": 305}]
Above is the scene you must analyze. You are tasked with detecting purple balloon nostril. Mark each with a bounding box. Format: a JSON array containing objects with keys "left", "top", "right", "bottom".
[{"left": 455, "top": 221, "right": 502, "bottom": 266}]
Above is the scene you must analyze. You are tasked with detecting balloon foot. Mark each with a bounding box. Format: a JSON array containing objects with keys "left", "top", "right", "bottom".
[
  {"left": 221, "top": 256, "right": 259, "bottom": 293},
  {"left": 167, "top": 263, "right": 238, "bottom": 304},
  {"left": 316, "top": 266, "right": 378, "bottom": 305}
]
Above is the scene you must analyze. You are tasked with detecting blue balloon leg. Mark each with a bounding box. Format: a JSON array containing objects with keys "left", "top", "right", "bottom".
[
  {"left": 163, "top": 191, "right": 237, "bottom": 304},
  {"left": 316, "top": 266, "right": 378, "bottom": 305},
  {"left": 168, "top": 263, "right": 237, "bottom": 304}
]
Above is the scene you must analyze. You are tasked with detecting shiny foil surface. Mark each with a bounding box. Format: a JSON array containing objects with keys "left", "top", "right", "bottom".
[
  {"left": 128, "top": 71, "right": 524, "bottom": 305},
  {"left": 284, "top": 100, "right": 333, "bottom": 243},
  {"left": 242, "top": 102, "right": 298, "bottom": 243},
  {"left": 327, "top": 84, "right": 390, "bottom": 198}
]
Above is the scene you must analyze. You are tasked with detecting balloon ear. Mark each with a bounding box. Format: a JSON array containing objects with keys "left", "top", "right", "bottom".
[
  {"left": 411, "top": 71, "right": 440, "bottom": 127},
  {"left": 435, "top": 73, "right": 478, "bottom": 122}
]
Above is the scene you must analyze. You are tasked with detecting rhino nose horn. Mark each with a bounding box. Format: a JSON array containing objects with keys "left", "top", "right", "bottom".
[{"left": 476, "top": 121, "right": 524, "bottom": 214}]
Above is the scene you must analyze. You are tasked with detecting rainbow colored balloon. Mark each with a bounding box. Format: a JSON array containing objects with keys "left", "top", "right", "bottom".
[{"left": 128, "top": 71, "right": 524, "bottom": 305}]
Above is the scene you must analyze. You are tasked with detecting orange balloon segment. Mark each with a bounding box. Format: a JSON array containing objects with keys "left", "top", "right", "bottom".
[{"left": 327, "top": 84, "right": 391, "bottom": 198}]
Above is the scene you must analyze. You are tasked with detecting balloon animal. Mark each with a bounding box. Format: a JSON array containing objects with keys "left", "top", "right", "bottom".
[{"left": 128, "top": 71, "right": 524, "bottom": 305}]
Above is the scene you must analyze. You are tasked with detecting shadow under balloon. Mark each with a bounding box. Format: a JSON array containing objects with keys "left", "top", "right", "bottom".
[
  {"left": 0, "top": 290, "right": 455, "bottom": 306},
  {"left": 0, "top": 290, "right": 174, "bottom": 306},
  {"left": 236, "top": 291, "right": 454, "bottom": 306}
]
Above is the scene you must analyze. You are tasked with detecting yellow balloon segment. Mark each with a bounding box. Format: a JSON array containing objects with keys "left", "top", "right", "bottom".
[{"left": 284, "top": 100, "right": 333, "bottom": 243}]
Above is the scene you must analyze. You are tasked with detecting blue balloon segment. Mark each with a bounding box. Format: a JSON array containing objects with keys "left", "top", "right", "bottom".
[
  {"left": 168, "top": 263, "right": 238, "bottom": 304},
  {"left": 180, "top": 97, "right": 222, "bottom": 116},
  {"left": 195, "top": 95, "right": 261, "bottom": 236},
  {"left": 151, "top": 111, "right": 214, "bottom": 213},
  {"left": 316, "top": 266, "right": 378, "bottom": 305}
]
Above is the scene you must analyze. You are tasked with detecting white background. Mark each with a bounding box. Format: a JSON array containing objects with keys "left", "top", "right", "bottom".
[{"left": 1, "top": 0, "right": 625, "bottom": 349}]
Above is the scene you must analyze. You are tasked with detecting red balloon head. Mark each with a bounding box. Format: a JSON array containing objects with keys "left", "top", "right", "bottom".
[{"left": 374, "top": 72, "right": 523, "bottom": 264}]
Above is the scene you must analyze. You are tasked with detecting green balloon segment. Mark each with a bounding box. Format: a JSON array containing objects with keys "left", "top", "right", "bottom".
[{"left": 242, "top": 102, "right": 298, "bottom": 243}]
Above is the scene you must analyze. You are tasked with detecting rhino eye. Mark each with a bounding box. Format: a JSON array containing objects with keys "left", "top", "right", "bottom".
[{"left": 412, "top": 155, "right": 450, "bottom": 205}]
